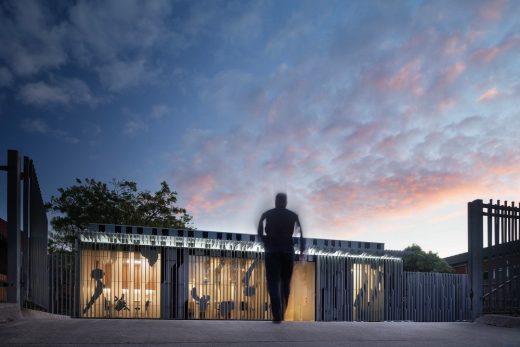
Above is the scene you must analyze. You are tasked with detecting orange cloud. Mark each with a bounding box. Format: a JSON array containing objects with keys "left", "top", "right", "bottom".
[{"left": 478, "top": 87, "right": 499, "bottom": 101}]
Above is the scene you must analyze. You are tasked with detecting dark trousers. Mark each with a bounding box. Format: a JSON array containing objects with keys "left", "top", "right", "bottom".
[{"left": 265, "top": 251, "right": 294, "bottom": 321}]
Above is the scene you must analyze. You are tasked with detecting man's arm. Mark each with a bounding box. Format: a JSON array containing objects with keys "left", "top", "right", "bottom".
[
  {"left": 257, "top": 212, "right": 266, "bottom": 243},
  {"left": 296, "top": 215, "right": 305, "bottom": 256}
]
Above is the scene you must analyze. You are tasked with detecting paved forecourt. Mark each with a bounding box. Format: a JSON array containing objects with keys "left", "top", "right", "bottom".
[{"left": 0, "top": 318, "right": 519, "bottom": 347}]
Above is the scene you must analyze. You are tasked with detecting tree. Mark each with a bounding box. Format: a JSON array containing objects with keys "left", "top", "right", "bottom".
[
  {"left": 402, "top": 244, "right": 454, "bottom": 273},
  {"left": 47, "top": 178, "right": 192, "bottom": 252}
]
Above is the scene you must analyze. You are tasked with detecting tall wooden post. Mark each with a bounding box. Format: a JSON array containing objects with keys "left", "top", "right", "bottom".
[
  {"left": 468, "top": 199, "right": 483, "bottom": 320},
  {"left": 7, "top": 150, "right": 21, "bottom": 304}
]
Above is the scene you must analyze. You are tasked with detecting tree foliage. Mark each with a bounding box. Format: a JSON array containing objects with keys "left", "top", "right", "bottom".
[
  {"left": 47, "top": 178, "right": 192, "bottom": 252},
  {"left": 402, "top": 244, "right": 454, "bottom": 273}
]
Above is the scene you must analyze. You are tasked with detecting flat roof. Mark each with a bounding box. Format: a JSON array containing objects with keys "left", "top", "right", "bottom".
[{"left": 82, "top": 223, "right": 403, "bottom": 258}]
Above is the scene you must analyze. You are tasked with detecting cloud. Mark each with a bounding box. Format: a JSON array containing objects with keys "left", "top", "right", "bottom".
[
  {"left": 439, "top": 62, "right": 466, "bottom": 85},
  {"left": 472, "top": 34, "right": 520, "bottom": 63},
  {"left": 165, "top": 0, "right": 520, "bottom": 238},
  {"left": 96, "top": 59, "right": 159, "bottom": 92},
  {"left": 123, "top": 119, "right": 148, "bottom": 136},
  {"left": 18, "top": 82, "right": 70, "bottom": 105},
  {"left": 0, "top": 0, "right": 176, "bottom": 94},
  {"left": 121, "top": 104, "right": 173, "bottom": 135},
  {"left": 478, "top": 0, "right": 506, "bottom": 21},
  {"left": 0, "top": 68, "right": 13, "bottom": 87},
  {"left": 65, "top": 0, "right": 176, "bottom": 92},
  {"left": 18, "top": 78, "right": 99, "bottom": 106},
  {"left": 20, "top": 118, "right": 80, "bottom": 143},
  {"left": 150, "top": 105, "right": 171, "bottom": 119},
  {"left": 478, "top": 87, "right": 499, "bottom": 102},
  {"left": 0, "top": 0, "right": 68, "bottom": 76}
]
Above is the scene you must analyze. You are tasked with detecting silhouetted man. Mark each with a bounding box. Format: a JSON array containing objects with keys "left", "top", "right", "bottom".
[{"left": 257, "top": 193, "right": 304, "bottom": 323}]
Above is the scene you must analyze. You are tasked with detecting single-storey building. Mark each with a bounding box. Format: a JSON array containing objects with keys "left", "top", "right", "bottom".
[{"left": 78, "top": 224, "right": 403, "bottom": 321}]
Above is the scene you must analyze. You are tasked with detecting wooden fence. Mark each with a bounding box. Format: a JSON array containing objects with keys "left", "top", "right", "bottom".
[
  {"left": 49, "top": 253, "right": 77, "bottom": 317},
  {"left": 316, "top": 255, "right": 469, "bottom": 321},
  {"left": 403, "top": 272, "right": 470, "bottom": 321}
]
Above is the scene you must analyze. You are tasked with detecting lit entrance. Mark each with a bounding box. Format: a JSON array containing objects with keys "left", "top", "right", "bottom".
[{"left": 285, "top": 261, "right": 315, "bottom": 321}]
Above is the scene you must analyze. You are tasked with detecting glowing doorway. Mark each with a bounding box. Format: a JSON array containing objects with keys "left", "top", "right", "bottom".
[{"left": 285, "top": 261, "right": 315, "bottom": 321}]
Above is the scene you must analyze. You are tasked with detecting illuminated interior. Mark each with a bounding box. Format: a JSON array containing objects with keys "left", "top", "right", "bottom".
[
  {"left": 188, "top": 254, "right": 316, "bottom": 321},
  {"left": 188, "top": 255, "right": 270, "bottom": 320},
  {"left": 80, "top": 249, "right": 161, "bottom": 318},
  {"left": 285, "top": 261, "right": 316, "bottom": 321}
]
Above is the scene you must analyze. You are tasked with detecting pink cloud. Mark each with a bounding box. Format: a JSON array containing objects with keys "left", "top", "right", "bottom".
[
  {"left": 441, "top": 62, "right": 466, "bottom": 84},
  {"left": 375, "top": 60, "right": 424, "bottom": 96},
  {"left": 478, "top": 87, "right": 499, "bottom": 101},
  {"left": 479, "top": 0, "right": 506, "bottom": 21},
  {"left": 473, "top": 34, "right": 520, "bottom": 63},
  {"left": 181, "top": 174, "right": 217, "bottom": 212},
  {"left": 438, "top": 97, "right": 457, "bottom": 112}
]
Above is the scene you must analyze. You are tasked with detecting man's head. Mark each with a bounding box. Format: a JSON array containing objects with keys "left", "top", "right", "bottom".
[{"left": 275, "top": 193, "right": 287, "bottom": 208}]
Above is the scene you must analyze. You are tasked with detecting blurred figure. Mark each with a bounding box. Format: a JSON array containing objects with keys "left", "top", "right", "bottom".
[{"left": 257, "top": 193, "right": 304, "bottom": 323}]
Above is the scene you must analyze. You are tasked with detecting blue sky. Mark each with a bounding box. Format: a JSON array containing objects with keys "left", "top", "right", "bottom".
[{"left": 1, "top": 0, "right": 520, "bottom": 257}]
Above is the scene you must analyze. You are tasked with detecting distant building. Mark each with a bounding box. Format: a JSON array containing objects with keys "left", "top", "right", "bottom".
[{"left": 445, "top": 239, "right": 520, "bottom": 312}]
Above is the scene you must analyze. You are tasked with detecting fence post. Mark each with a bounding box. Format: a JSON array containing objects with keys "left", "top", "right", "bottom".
[
  {"left": 468, "top": 199, "right": 483, "bottom": 320},
  {"left": 22, "top": 156, "right": 30, "bottom": 305},
  {"left": 7, "top": 150, "right": 21, "bottom": 305},
  {"left": 74, "top": 238, "right": 80, "bottom": 317}
]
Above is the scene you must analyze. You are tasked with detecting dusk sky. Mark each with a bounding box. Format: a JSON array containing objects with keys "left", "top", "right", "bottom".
[{"left": 1, "top": 0, "right": 519, "bottom": 257}]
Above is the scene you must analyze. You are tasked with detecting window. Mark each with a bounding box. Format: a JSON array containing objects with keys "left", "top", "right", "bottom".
[
  {"left": 126, "top": 226, "right": 132, "bottom": 234},
  {"left": 203, "top": 232, "right": 208, "bottom": 238},
  {"left": 152, "top": 228, "right": 157, "bottom": 235},
  {"left": 365, "top": 242, "right": 370, "bottom": 249},
  {"left": 250, "top": 235, "right": 255, "bottom": 242},
  {"left": 98, "top": 224, "right": 105, "bottom": 232},
  {"left": 217, "top": 233, "right": 222, "bottom": 240},
  {"left": 227, "top": 233, "right": 232, "bottom": 240},
  {"left": 313, "top": 239, "right": 317, "bottom": 246},
  {"left": 137, "top": 227, "right": 143, "bottom": 235},
  {"left": 236, "top": 234, "right": 242, "bottom": 241},
  {"left": 161, "top": 229, "right": 169, "bottom": 236},
  {"left": 115, "top": 225, "right": 121, "bottom": 234},
  {"left": 177, "top": 230, "right": 184, "bottom": 237},
  {"left": 188, "top": 230, "right": 194, "bottom": 238}
]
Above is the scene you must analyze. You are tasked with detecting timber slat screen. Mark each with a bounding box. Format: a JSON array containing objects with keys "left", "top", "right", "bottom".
[
  {"left": 78, "top": 241, "right": 315, "bottom": 320},
  {"left": 480, "top": 200, "right": 520, "bottom": 314},
  {"left": 317, "top": 256, "right": 469, "bottom": 322},
  {"left": 186, "top": 249, "right": 271, "bottom": 320},
  {"left": 49, "top": 253, "right": 76, "bottom": 316},
  {"left": 76, "top": 224, "right": 472, "bottom": 322},
  {"left": 403, "top": 272, "right": 470, "bottom": 321},
  {"left": 316, "top": 255, "right": 402, "bottom": 321}
]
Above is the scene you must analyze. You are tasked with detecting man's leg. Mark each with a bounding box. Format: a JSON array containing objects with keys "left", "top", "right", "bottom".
[
  {"left": 280, "top": 252, "right": 295, "bottom": 318},
  {"left": 265, "top": 252, "right": 283, "bottom": 321}
]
